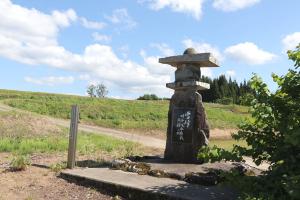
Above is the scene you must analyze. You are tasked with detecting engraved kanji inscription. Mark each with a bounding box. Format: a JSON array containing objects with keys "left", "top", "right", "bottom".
[{"left": 171, "top": 108, "right": 194, "bottom": 144}]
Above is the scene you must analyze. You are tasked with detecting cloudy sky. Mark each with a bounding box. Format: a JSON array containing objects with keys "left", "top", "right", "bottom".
[{"left": 0, "top": 0, "right": 299, "bottom": 99}]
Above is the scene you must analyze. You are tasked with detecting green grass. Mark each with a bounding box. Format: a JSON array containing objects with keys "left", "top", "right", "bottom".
[
  {"left": 209, "top": 139, "right": 247, "bottom": 151},
  {"left": 0, "top": 131, "right": 245, "bottom": 155},
  {"left": 0, "top": 130, "right": 141, "bottom": 156},
  {"left": 9, "top": 154, "right": 31, "bottom": 171},
  {"left": 0, "top": 89, "right": 250, "bottom": 130},
  {"left": 0, "top": 110, "right": 143, "bottom": 157}
]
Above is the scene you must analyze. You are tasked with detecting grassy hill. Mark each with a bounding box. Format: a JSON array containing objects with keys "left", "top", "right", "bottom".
[{"left": 0, "top": 89, "right": 250, "bottom": 131}]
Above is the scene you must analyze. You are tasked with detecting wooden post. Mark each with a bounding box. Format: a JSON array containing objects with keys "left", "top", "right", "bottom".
[{"left": 67, "top": 105, "right": 79, "bottom": 169}]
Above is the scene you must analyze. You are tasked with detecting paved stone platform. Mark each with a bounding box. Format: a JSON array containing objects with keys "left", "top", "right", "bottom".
[
  {"left": 61, "top": 167, "right": 237, "bottom": 200},
  {"left": 140, "top": 157, "right": 237, "bottom": 178}
]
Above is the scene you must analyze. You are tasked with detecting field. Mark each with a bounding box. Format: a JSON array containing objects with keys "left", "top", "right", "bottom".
[
  {"left": 0, "top": 110, "right": 144, "bottom": 157},
  {"left": 0, "top": 110, "right": 146, "bottom": 200},
  {"left": 0, "top": 89, "right": 250, "bottom": 132},
  {"left": 0, "top": 91, "right": 246, "bottom": 199}
]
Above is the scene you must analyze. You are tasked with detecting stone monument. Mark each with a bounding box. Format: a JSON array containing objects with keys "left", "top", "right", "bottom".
[{"left": 159, "top": 48, "right": 219, "bottom": 163}]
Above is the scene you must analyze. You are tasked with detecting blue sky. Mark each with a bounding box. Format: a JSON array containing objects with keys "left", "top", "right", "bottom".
[{"left": 0, "top": 0, "right": 299, "bottom": 99}]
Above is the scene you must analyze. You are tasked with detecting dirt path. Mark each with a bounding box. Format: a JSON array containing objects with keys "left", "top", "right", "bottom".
[
  {"left": 0, "top": 103, "right": 269, "bottom": 170},
  {"left": 0, "top": 103, "right": 12, "bottom": 112},
  {"left": 0, "top": 103, "right": 233, "bottom": 148},
  {"left": 52, "top": 118, "right": 166, "bottom": 149},
  {"left": 0, "top": 103, "right": 165, "bottom": 148}
]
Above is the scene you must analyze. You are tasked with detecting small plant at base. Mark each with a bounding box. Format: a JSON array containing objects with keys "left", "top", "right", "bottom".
[
  {"left": 122, "top": 142, "right": 141, "bottom": 158},
  {"left": 9, "top": 154, "right": 31, "bottom": 171},
  {"left": 50, "top": 162, "right": 67, "bottom": 173}
]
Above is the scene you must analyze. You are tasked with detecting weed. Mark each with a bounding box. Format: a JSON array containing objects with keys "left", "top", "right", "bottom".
[
  {"left": 50, "top": 162, "right": 67, "bottom": 173},
  {"left": 9, "top": 154, "right": 31, "bottom": 171}
]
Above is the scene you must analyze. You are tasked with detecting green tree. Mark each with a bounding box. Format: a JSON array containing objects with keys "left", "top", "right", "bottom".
[
  {"left": 200, "top": 75, "right": 253, "bottom": 104},
  {"left": 239, "top": 93, "right": 254, "bottom": 106},
  {"left": 87, "top": 84, "right": 96, "bottom": 97},
  {"left": 199, "top": 45, "right": 300, "bottom": 199},
  {"left": 137, "top": 94, "right": 160, "bottom": 100},
  {"left": 87, "top": 83, "right": 108, "bottom": 98},
  {"left": 95, "top": 83, "right": 108, "bottom": 98}
]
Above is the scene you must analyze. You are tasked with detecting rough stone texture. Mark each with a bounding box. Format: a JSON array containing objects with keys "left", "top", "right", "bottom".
[
  {"left": 110, "top": 157, "right": 263, "bottom": 188},
  {"left": 159, "top": 53, "right": 219, "bottom": 67},
  {"left": 164, "top": 89, "right": 210, "bottom": 163},
  {"left": 166, "top": 81, "right": 210, "bottom": 90},
  {"left": 127, "top": 156, "right": 263, "bottom": 176},
  {"left": 175, "top": 64, "right": 202, "bottom": 82},
  {"left": 183, "top": 48, "right": 197, "bottom": 55},
  {"left": 160, "top": 48, "right": 219, "bottom": 163}
]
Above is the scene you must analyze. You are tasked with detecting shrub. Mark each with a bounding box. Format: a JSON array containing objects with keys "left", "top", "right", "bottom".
[
  {"left": 198, "top": 45, "right": 300, "bottom": 199},
  {"left": 239, "top": 93, "right": 254, "bottom": 106},
  {"left": 9, "top": 154, "right": 31, "bottom": 171},
  {"left": 50, "top": 162, "right": 67, "bottom": 173},
  {"left": 215, "top": 97, "right": 233, "bottom": 105},
  {"left": 137, "top": 94, "right": 160, "bottom": 100}
]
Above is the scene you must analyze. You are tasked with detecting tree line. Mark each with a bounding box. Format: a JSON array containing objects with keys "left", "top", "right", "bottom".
[
  {"left": 199, "top": 75, "right": 254, "bottom": 105},
  {"left": 138, "top": 75, "right": 254, "bottom": 105}
]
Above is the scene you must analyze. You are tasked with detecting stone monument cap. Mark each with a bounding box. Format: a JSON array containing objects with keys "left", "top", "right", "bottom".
[
  {"left": 159, "top": 48, "right": 219, "bottom": 67},
  {"left": 183, "top": 48, "right": 197, "bottom": 55}
]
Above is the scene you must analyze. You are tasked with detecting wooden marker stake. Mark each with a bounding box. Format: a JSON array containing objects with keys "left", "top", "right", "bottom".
[{"left": 67, "top": 105, "right": 79, "bottom": 169}]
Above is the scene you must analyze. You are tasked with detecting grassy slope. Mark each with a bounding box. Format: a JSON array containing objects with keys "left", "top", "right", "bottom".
[
  {"left": 0, "top": 110, "right": 142, "bottom": 156},
  {"left": 0, "top": 89, "right": 250, "bottom": 131},
  {"left": 0, "top": 110, "right": 242, "bottom": 155}
]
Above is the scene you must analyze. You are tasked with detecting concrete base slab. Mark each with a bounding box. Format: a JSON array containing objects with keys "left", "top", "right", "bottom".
[
  {"left": 61, "top": 167, "right": 237, "bottom": 200},
  {"left": 141, "top": 157, "right": 236, "bottom": 178}
]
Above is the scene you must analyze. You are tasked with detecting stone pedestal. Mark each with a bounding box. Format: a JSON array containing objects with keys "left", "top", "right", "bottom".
[{"left": 159, "top": 48, "right": 219, "bottom": 163}]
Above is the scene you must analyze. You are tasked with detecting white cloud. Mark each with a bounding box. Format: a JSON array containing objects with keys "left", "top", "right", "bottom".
[
  {"left": 52, "top": 9, "right": 77, "bottom": 27},
  {"left": 212, "top": 0, "right": 260, "bottom": 12},
  {"left": 150, "top": 43, "right": 175, "bottom": 56},
  {"left": 140, "top": 45, "right": 213, "bottom": 78},
  {"left": 0, "top": 0, "right": 173, "bottom": 97},
  {"left": 140, "top": 49, "right": 174, "bottom": 75},
  {"left": 80, "top": 17, "right": 106, "bottom": 30},
  {"left": 226, "top": 70, "right": 236, "bottom": 77},
  {"left": 24, "top": 76, "right": 74, "bottom": 86},
  {"left": 105, "top": 8, "right": 137, "bottom": 29},
  {"left": 92, "top": 32, "right": 111, "bottom": 42},
  {"left": 199, "top": 68, "right": 213, "bottom": 78},
  {"left": 129, "top": 85, "right": 173, "bottom": 98},
  {"left": 224, "top": 42, "right": 276, "bottom": 65},
  {"left": 282, "top": 32, "right": 300, "bottom": 51},
  {"left": 0, "top": 0, "right": 61, "bottom": 46},
  {"left": 141, "top": 0, "right": 204, "bottom": 20},
  {"left": 182, "top": 39, "right": 223, "bottom": 62},
  {"left": 78, "top": 74, "right": 90, "bottom": 81}
]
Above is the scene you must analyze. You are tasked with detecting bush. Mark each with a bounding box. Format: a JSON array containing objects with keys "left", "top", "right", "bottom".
[
  {"left": 50, "top": 162, "right": 67, "bottom": 173},
  {"left": 198, "top": 45, "right": 300, "bottom": 199},
  {"left": 9, "top": 154, "right": 31, "bottom": 171},
  {"left": 215, "top": 97, "right": 233, "bottom": 105},
  {"left": 239, "top": 93, "right": 254, "bottom": 106},
  {"left": 137, "top": 94, "right": 160, "bottom": 100}
]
